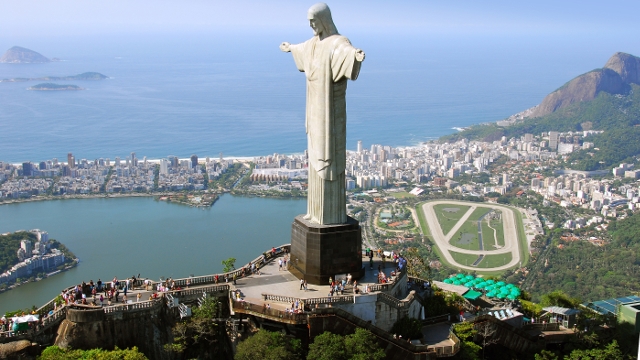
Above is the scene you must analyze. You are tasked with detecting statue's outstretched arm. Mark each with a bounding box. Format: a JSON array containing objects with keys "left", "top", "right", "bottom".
[
  {"left": 280, "top": 42, "right": 291, "bottom": 52},
  {"left": 355, "top": 49, "right": 365, "bottom": 62}
]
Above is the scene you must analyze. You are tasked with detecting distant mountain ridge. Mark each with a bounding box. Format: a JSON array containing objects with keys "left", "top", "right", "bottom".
[
  {"left": 530, "top": 52, "right": 640, "bottom": 117},
  {"left": 0, "top": 46, "right": 50, "bottom": 64}
]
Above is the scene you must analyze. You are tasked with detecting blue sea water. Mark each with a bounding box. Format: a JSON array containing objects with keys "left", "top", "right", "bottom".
[{"left": 0, "top": 32, "right": 637, "bottom": 162}]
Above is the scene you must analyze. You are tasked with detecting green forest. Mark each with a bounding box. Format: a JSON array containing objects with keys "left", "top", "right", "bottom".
[
  {"left": 442, "top": 83, "right": 640, "bottom": 170},
  {"left": 523, "top": 212, "right": 640, "bottom": 302}
]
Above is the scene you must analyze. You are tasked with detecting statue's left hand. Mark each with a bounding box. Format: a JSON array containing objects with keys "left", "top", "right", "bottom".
[
  {"left": 280, "top": 42, "right": 291, "bottom": 53},
  {"left": 355, "top": 49, "right": 365, "bottom": 62}
]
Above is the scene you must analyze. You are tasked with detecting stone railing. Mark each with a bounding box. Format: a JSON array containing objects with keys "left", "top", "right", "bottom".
[
  {"left": 368, "top": 267, "right": 407, "bottom": 295},
  {"left": 102, "top": 298, "right": 162, "bottom": 314},
  {"left": 261, "top": 293, "right": 354, "bottom": 307},
  {"left": 170, "top": 284, "right": 229, "bottom": 298},
  {"left": 304, "top": 295, "right": 354, "bottom": 305},
  {"left": 167, "top": 244, "right": 290, "bottom": 289},
  {"left": 231, "top": 300, "right": 307, "bottom": 324},
  {"left": 377, "top": 292, "right": 408, "bottom": 309},
  {"left": 430, "top": 330, "right": 461, "bottom": 357},
  {"left": 1, "top": 245, "right": 285, "bottom": 341},
  {"left": 422, "top": 314, "right": 450, "bottom": 325},
  {"left": 261, "top": 293, "right": 299, "bottom": 304},
  {"left": 20, "top": 244, "right": 284, "bottom": 322}
]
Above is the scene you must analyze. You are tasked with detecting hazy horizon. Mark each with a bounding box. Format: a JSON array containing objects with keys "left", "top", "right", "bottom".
[{"left": 2, "top": 1, "right": 640, "bottom": 162}]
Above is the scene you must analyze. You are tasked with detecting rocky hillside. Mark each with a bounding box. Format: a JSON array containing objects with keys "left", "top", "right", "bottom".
[
  {"left": 530, "top": 52, "right": 640, "bottom": 117},
  {"left": 0, "top": 46, "right": 50, "bottom": 63}
]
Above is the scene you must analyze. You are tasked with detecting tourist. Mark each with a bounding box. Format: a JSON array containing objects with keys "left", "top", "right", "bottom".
[
  {"left": 97, "top": 279, "right": 102, "bottom": 291},
  {"left": 233, "top": 273, "right": 237, "bottom": 285},
  {"left": 347, "top": 273, "right": 352, "bottom": 285},
  {"left": 283, "top": 256, "right": 287, "bottom": 269},
  {"left": 303, "top": 280, "right": 308, "bottom": 291},
  {"left": 137, "top": 293, "right": 141, "bottom": 302},
  {"left": 278, "top": 258, "right": 283, "bottom": 271},
  {"left": 186, "top": 278, "right": 190, "bottom": 288},
  {"left": 300, "top": 279, "right": 304, "bottom": 290}
]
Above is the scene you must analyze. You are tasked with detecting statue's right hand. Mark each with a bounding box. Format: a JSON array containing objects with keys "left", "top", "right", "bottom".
[{"left": 280, "top": 42, "right": 291, "bottom": 52}]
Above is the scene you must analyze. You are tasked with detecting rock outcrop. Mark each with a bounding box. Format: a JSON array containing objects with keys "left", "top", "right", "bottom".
[
  {"left": 0, "top": 340, "right": 38, "bottom": 359},
  {"left": 0, "top": 46, "right": 50, "bottom": 63},
  {"left": 54, "top": 305, "right": 173, "bottom": 360},
  {"left": 530, "top": 52, "right": 640, "bottom": 118},
  {"left": 604, "top": 51, "right": 640, "bottom": 85}
]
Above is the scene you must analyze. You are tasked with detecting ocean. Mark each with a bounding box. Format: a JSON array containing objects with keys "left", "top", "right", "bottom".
[{"left": 1, "top": 31, "right": 636, "bottom": 163}]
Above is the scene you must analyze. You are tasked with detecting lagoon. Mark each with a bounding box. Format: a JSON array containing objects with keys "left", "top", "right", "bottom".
[{"left": 0, "top": 194, "right": 305, "bottom": 314}]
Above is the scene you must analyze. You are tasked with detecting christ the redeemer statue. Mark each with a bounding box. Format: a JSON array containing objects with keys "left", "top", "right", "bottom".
[{"left": 280, "top": 2, "right": 365, "bottom": 225}]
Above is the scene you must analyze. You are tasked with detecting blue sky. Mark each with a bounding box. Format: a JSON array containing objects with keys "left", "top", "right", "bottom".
[{"left": 2, "top": 0, "right": 639, "bottom": 38}]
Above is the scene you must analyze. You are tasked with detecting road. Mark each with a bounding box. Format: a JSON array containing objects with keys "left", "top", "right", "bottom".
[{"left": 420, "top": 200, "right": 523, "bottom": 271}]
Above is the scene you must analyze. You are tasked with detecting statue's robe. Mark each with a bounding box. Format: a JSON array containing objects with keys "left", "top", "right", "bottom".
[{"left": 290, "top": 34, "right": 362, "bottom": 224}]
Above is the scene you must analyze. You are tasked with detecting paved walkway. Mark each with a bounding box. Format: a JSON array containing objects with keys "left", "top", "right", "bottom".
[
  {"left": 233, "top": 254, "right": 398, "bottom": 310},
  {"left": 422, "top": 322, "right": 454, "bottom": 347}
]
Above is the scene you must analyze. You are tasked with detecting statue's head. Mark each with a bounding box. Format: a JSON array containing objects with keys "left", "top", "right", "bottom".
[{"left": 308, "top": 3, "right": 338, "bottom": 38}]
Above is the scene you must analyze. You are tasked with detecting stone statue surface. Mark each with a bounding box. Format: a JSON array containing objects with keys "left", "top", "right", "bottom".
[{"left": 281, "top": 3, "right": 365, "bottom": 225}]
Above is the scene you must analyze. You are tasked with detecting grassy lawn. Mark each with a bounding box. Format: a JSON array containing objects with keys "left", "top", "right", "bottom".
[
  {"left": 491, "top": 218, "right": 505, "bottom": 247},
  {"left": 477, "top": 253, "right": 513, "bottom": 268},
  {"left": 449, "top": 220, "right": 480, "bottom": 251},
  {"left": 450, "top": 251, "right": 481, "bottom": 267},
  {"left": 467, "top": 207, "right": 492, "bottom": 222},
  {"left": 449, "top": 207, "right": 491, "bottom": 251},
  {"left": 481, "top": 221, "right": 495, "bottom": 250},
  {"left": 390, "top": 191, "right": 415, "bottom": 199},
  {"left": 433, "top": 204, "right": 470, "bottom": 235}
]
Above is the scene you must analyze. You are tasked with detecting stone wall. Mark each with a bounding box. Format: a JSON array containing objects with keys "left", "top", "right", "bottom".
[
  {"left": 335, "top": 289, "right": 423, "bottom": 332},
  {"left": 54, "top": 301, "right": 173, "bottom": 360}
]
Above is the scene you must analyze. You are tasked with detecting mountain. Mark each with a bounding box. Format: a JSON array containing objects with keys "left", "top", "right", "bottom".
[
  {"left": 530, "top": 52, "right": 640, "bottom": 117},
  {"left": 0, "top": 46, "right": 50, "bottom": 63}
]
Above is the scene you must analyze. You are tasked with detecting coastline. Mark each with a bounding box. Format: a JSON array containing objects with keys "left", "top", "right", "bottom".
[{"left": 0, "top": 261, "right": 78, "bottom": 296}]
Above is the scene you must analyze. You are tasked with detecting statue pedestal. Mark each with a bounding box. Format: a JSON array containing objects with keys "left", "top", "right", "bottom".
[{"left": 289, "top": 215, "right": 363, "bottom": 285}]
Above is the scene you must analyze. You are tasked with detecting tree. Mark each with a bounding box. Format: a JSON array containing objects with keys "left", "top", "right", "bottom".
[
  {"left": 344, "top": 328, "right": 386, "bottom": 360},
  {"left": 234, "top": 329, "right": 302, "bottom": 360},
  {"left": 476, "top": 322, "right": 498, "bottom": 360},
  {"left": 390, "top": 316, "right": 423, "bottom": 339},
  {"left": 39, "top": 346, "right": 148, "bottom": 360},
  {"left": 306, "top": 332, "right": 346, "bottom": 360},
  {"left": 165, "top": 298, "right": 230, "bottom": 359},
  {"left": 453, "top": 322, "right": 480, "bottom": 360},
  {"left": 564, "top": 340, "right": 623, "bottom": 360},
  {"left": 307, "top": 328, "right": 385, "bottom": 360},
  {"left": 221, "top": 257, "right": 236, "bottom": 272},
  {"left": 540, "top": 290, "right": 580, "bottom": 309}
]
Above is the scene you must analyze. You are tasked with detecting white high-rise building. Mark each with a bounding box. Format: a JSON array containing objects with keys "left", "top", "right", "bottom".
[{"left": 357, "top": 140, "right": 362, "bottom": 153}]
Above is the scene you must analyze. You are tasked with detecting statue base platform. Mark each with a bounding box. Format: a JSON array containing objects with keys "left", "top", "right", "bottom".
[{"left": 289, "top": 215, "right": 363, "bottom": 285}]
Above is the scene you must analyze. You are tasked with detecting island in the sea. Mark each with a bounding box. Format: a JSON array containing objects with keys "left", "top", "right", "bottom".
[
  {"left": 28, "top": 83, "right": 85, "bottom": 91},
  {"left": 1, "top": 72, "right": 108, "bottom": 83},
  {"left": 0, "top": 46, "right": 51, "bottom": 63},
  {"left": 0, "top": 229, "right": 77, "bottom": 293}
]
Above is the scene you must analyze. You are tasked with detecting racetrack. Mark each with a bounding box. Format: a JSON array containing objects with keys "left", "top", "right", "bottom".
[{"left": 421, "top": 200, "right": 523, "bottom": 271}]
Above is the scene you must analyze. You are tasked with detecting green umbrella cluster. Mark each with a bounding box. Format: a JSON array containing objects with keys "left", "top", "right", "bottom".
[{"left": 443, "top": 274, "right": 521, "bottom": 300}]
